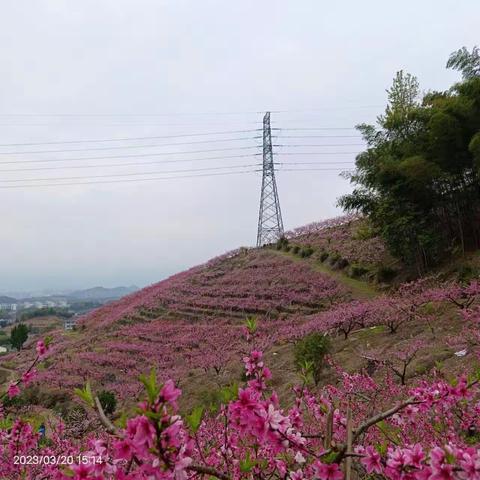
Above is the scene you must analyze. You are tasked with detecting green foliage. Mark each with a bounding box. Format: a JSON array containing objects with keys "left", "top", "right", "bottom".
[
  {"left": 319, "top": 251, "right": 329, "bottom": 262},
  {"left": 10, "top": 323, "right": 28, "bottom": 351},
  {"left": 376, "top": 265, "right": 398, "bottom": 283},
  {"left": 186, "top": 405, "right": 204, "bottom": 433},
  {"left": 300, "top": 246, "right": 314, "bottom": 258},
  {"left": 447, "top": 46, "right": 480, "bottom": 79},
  {"left": 339, "top": 49, "right": 480, "bottom": 271},
  {"left": 98, "top": 390, "right": 117, "bottom": 416},
  {"left": 245, "top": 316, "right": 257, "bottom": 336},
  {"left": 348, "top": 264, "right": 370, "bottom": 278},
  {"left": 275, "top": 237, "right": 289, "bottom": 251},
  {"left": 353, "top": 222, "right": 377, "bottom": 240},
  {"left": 291, "top": 245, "right": 300, "bottom": 254},
  {"left": 21, "top": 307, "right": 72, "bottom": 321},
  {"left": 198, "top": 383, "right": 238, "bottom": 413},
  {"left": 139, "top": 368, "right": 159, "bottom": 404},
  {"left": 294, "top": 333, "right": 331, "bottom": 385},
  {"left": 74, "top": 382, "right": 94, "bottom": 408}
]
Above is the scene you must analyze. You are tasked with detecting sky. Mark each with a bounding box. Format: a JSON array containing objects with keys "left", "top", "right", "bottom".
[{"left": 0, "top": 0, "right": 478, "bottom": 293}]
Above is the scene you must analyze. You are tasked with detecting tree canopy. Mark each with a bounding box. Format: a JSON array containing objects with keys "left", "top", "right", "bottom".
[
  {"left": 10, "top": 323, "right": 29, "bottom": 351},
  {"left": 339, "top": 47, "right": 480, "bottom": 272}
]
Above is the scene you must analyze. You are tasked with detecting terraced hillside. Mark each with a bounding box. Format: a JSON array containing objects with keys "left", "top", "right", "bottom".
[
  {"left": 13, "top": 248, "right": 349, "bottom": 402},
  {"left": 6, "top": 216, "right": 480, "bottom": 416}
]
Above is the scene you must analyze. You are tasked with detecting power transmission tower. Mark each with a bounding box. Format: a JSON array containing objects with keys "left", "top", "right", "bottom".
[{"left": 256, "top": 112, "right": 284, "bottom": 246}]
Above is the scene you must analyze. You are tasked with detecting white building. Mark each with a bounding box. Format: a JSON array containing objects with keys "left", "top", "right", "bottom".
[
  {"left": 0, "top": 303, "right": 17, "bottom": 311},
  {"left": 63, "top": 317, "right": 77, "bottom": 330}
]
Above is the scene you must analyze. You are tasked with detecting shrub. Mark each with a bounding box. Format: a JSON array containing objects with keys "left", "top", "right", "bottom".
[
  {"left": 292, "top": 245, "right": 300, "bottom": 254},
  {"left": 319, "top": 251, "right": 329, "bottom": 262},
  {"left": 294, "top": 332, "right": 331, "bottom": 385},
  {"left": 376, "top": 265, "right": 398, "bottom": 283},
  {"left": 328, "top": 252, "right": 341, "bottom": 266},
  {"left": 275, "top": 238, "right": 288, "bottom": 250},
  {"left": 300, "top": 247, "right": 314, "bottom": 258},
  {"left": 98, "top": 390, "right": 117, "bottom": 416},
  {"left": 335, "top": 257, "right": 349, "bottom": 270},
  {"left": 348, "top": 264, "right": 370, "bottom": 278},
  {"left": 456, "top": 263, "right": 478, "bottom": 282},
  {"left": 353, "top": 222, "right": 377, "bottom": 240}
]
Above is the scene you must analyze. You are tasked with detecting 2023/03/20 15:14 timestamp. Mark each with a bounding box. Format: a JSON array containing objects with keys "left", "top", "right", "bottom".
[{"left": 13, "top": 455, "right": 104, "bottom": 466}]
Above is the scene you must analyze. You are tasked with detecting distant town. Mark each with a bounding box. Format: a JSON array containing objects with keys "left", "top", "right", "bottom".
[{"left": 0, "top": 285, "right": 138, "bottom": 352}]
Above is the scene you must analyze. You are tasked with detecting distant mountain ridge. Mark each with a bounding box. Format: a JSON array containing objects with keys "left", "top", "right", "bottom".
[
  {"left": 0, "top": 295, "right": 17, "bottom": 303},
  {"left": 68, "top": 285, "right": 139, "bottom": 300}
]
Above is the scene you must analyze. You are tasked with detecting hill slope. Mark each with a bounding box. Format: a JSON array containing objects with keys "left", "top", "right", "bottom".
[{"left": 6, "top": 215, "right": 479, "bottom": 415}]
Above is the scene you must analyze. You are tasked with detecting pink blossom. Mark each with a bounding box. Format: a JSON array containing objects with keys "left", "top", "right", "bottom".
[
  {"left": 361, "top": 446, "right": 383, "bottom": 474},
  {"left": 7, "top": 383, "right": 20, "bottom": 399},
  {"left": 313, "top": 461, "right": 343, "bottom": 480},
  {"left": 36, "top": 340, "right": 47, "bottom": 356}
]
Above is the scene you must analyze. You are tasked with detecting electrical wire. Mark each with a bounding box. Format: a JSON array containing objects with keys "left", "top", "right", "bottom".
[
  {"left": 275, "top": 144, "right": 364, "bottom": 148},
  {"left": 0, "top": 154, "right": 261, "bottom": 173},
  {"left": 277, "top": 135, "right": 362, "bottom": 138},
  {"left": 0, "top": 145, "right": 262, "bottom": 165},
  {"left": 0, "top": 106, "right": 382, "bottom": 117},
  {"left": 0, "top": 163, "right": 262, "bottom": 183},
  {"left": 0, "top": 166, "right": 351, "bottom": 189},
  {"left": 0, "top": 129, "right": 262, "bottom": 147},
  {"left": 0, "top": 169, "right": 259, "bottom": 189},
  {"left": 276, "top": 151, "right": 359, "bottom": 155},
  {"left": 0, "top": 136, "right": 263, "bottom": 155}
]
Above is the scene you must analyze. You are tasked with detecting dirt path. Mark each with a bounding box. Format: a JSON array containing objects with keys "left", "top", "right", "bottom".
[{"left": 270, "top": 249, "right": 378, "bottom": 300}]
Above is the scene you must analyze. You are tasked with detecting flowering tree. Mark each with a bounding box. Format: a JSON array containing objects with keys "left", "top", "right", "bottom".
[{"left": 2, "top": 331, "right": 480, "bottom": 480}]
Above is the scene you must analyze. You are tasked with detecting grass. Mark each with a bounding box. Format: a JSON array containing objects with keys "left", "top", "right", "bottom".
[{"left": 271, "top": 249, "right": 378, "bottom": 300}]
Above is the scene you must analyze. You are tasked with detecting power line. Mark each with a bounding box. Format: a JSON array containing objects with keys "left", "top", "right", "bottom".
[
  {"left": 276, "top": 152, "right": 359, "bottom": 156},
  {"left": 0, "top": 145, "right": 261, "bottom": 165},
  {"left": 0, "top": 136, "right": 262, "bottom": 155},
  {"left": 0, "top": 129, "right": 261, "bottom": 147},
  {"left": 277, "top": 135, "right": 361, "bottom": 138},
  {"left": 0, "top": 166, "right": 350, "bottom": 190},
  {"left": 0, "top": 163, "right": 262, "bottom": 184},
  {"left": 276, "top": 161, "right": 355, "bottom": 165},
  {"left": 0, "top": 169, "right": 259, "bottom": 189},
  {"left": 273, "top": 127, "right": 357, "bottom": 131},
  {"left": 278, "top": 168, "right": 354, "bottom": 172},
  {"left": 0, "top": 153, "right": 261, "bottom": 173},
  {"left": 275, "top": 143, "right": 364, "bottom": 148},
  {"left": 0, "top": 106, "right": 382, "bottom": 117}
]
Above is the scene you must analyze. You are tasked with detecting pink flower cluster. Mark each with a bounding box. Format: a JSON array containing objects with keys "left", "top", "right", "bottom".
[{"left": 2, "top": 334, "right": 480, "bottom": 480}]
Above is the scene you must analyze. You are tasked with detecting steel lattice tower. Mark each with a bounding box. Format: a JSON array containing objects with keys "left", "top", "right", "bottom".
[{"left": 256, "top": 112, "right": 284, "bottom": 246}]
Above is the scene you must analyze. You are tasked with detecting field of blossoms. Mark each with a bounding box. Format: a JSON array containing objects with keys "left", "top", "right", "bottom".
[
  {"left": 285, "top": 214, "right": 392, "bottom": 271},
  {"left": 3, "top": 218, "right": 480, "bottom": 479},
  {"left": 6, "top": 248, "right": 348, "bottom": 402}
]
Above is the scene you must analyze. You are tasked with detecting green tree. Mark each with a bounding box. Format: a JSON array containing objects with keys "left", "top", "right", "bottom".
[
  {"left": 294, "top": 333, "right": 330, "bottom": 385},
  {"left": 339, "top": 49, "right": 480, "bottom": 272},
  {"left": 98, "top": 390, "right": 117, "bottom": 416},
  {"left": 447, "top": 46, "right": 480, "bottom": 79},
  {"left": 10, "top": 323, "right": 29, "bottom": 351}
]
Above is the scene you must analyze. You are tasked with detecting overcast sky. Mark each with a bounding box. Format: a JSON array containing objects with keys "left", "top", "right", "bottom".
[{"left": 0, "top": 0, "right": 478, "bottom": 293}]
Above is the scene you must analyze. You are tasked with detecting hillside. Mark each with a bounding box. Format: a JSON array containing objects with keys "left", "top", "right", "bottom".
[
  {"left": 6, "top": 215, "right": 479, "bottom": 414},
  {"left": 68, "top": 285, "right": 139, "bottom": 301}
]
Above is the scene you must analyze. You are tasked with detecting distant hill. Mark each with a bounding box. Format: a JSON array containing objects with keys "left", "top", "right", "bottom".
[
  {"left": 0, "top": 295, "right": 17, "bottom": 303},
  {"left": 67, "top": 285, "right": 139, "bottom": 301}
]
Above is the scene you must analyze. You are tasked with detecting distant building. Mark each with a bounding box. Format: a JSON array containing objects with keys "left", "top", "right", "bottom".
[
  {"left": 0, "top": 302, "right": 17, "bottom": 311},
  {"left": 63, "top": 317, "right": 77, "bottom": 330}
]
